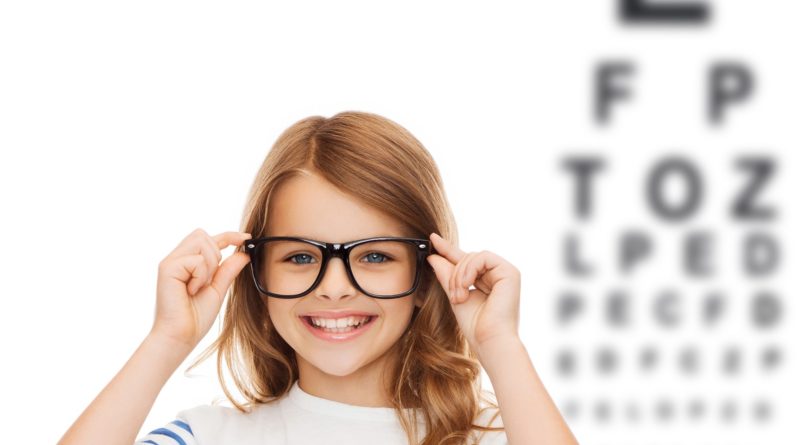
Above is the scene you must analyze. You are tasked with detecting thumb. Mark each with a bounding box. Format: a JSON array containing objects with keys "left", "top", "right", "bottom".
[
  {"left": 197, "top": 251, "right": 251, "bottom": 313},
  {"left": 426, "top": 254, "right": 455, "bottom": 298}
]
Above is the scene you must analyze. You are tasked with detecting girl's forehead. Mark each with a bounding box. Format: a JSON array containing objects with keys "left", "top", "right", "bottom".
[{"left": 266, "top": 173, "right": 412, "bottom": 240}]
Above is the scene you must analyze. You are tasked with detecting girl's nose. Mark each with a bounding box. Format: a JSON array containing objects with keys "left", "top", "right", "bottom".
[{"left": 314, "top": 257, "right": 357, "bottom": 300}]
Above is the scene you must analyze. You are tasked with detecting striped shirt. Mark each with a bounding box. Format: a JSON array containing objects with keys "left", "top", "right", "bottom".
[{"left": 135, "top": 419, "right": 195, "bottom": 445}]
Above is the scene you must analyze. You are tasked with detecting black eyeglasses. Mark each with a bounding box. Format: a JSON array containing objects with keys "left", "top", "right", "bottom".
[{"left": 241, "top": 236, "right": 434, "bottom": 299}]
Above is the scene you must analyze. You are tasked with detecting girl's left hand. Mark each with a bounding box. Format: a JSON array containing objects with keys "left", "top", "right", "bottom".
[{"left": 426, "top": 233, "right": 521, "bottom": 359}]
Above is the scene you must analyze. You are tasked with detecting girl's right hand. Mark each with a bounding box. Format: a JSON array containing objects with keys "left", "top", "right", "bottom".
[{"left": 150, "top": 228, "right": 252, "bottom": 350}]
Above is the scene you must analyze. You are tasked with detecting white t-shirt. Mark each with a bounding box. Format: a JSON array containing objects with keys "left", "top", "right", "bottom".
[{"left": 135, "top": 380, "right": 507, "bottom": 444}]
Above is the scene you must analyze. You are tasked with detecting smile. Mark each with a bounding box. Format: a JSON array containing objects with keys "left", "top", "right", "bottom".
[{"left": 299, "top": 315, "right": 377, "bottom": 342}]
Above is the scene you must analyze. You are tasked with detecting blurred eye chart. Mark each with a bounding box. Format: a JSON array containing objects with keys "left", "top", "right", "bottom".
[{"left": 542, "top": 1, "right": 797, "bottom": 444}]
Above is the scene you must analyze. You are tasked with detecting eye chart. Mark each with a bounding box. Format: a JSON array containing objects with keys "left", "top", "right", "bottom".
[{"left": 534, "top": 2, "right": 798, "bottom": 444}]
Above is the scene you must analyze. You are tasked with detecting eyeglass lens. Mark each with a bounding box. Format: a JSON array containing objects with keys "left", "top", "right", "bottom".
[{"left": 255, "top": 239, "right": 418, "bottom": 297}]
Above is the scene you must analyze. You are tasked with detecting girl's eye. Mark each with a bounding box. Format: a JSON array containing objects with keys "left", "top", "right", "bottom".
[
  {"left": 361, "top": 252, "right": 390, "bottom": 263},
  {"left": 288, "top": 253, "right": 317, "bottom": 265}
]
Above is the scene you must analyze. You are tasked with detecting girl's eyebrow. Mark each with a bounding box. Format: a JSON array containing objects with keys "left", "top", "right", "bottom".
[{"left": 277, "top": 234, "right": 409, "bottom": 243}]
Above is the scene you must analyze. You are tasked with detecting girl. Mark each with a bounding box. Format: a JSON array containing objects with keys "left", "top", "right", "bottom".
[{"left": 59, "top": 111, "right": 578, "bottom": 445}]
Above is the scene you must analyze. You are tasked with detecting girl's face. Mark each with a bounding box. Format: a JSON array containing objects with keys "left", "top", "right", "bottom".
[{"left": 265, "top": 171, "right": 422, "bottom": 379}]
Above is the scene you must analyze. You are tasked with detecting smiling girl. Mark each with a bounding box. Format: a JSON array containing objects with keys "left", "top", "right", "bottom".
[{"left": 59, "top": 111, "right": 578, "bottom": 445}]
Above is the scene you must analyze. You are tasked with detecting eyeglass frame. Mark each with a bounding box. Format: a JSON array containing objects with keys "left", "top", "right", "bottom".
[{"left": 241, "top": 235, "right": 435, "bottom": 299}]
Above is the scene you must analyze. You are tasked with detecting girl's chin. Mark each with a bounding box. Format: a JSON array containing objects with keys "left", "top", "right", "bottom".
[{"left": 310, "top": 357, "right": 367, "bottom": 377}]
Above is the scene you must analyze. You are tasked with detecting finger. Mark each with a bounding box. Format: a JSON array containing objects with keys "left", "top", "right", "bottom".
[
  {"left": 451, "top": 252, "right": 478, "bottom": 303},
  {"left": 196, "top": 251, "right": 251, "bottom": 311},
  {"left": 450, "top": 252, "right": 475, "bottom": 300},
  {"left": 472, "top": 274, "right": 492, "bottom": 296},
  {"left": 200, "top": 231, "right": 250, "bottom": 290},
  {"left": 460, "top": 251, "right": 508, "bottom": 301},
  {"left": 198, "top": 236, "right": 219, "bottom": 287},
  {"left": 450, "top": 252, "right": 475, "bottom": 303},
  {"left": 206, "top": 235, "right": 223, "bottom": 265},
  {"left": 429, "top": 233, "right": 466, "bottom": 265},
  {"left": 166, "top": 228, "right": 212, "bottom": 260},
  {"left": 426, "top": 254, "right": 456, "bottom": 300},
  {"left": 182, "top": 254, "right": 207, "bottom": 296},
  {"left": 205, "top": 231, "right": 251, "bottom": 280},
  {"left": 212, "top": 231, "right": 252, "bottom": 250},
  {"left": 167, "top": 230, "right": 250, "bottom": 262}
]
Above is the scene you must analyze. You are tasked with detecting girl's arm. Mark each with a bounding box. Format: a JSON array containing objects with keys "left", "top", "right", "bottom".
[
  {"left": 478, "top": 335, "right": 579, "bottom": 445},
  {"left": 426, "top": 233, "right": 579, "bottom": 444},
  {"left": 58, "top": 332, "right": 193, "bottom": 445},
  {"left": 59, "top": 229, "right": 252, "bottom": 445}
]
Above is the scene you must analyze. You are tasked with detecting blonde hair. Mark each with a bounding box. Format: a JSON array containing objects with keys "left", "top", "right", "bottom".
[{"left": 186, "top": 111, "right": 504, "bottom": 444}]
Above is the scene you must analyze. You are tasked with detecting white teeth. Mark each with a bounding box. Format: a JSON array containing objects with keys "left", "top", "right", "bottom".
[{"left": 309, "top": 316, "right": 370, "bottom": 329}]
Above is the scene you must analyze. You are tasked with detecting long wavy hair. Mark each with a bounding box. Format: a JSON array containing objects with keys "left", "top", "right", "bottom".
[{"left": 185, "top": 111, "right": 504, "bottom": 444}]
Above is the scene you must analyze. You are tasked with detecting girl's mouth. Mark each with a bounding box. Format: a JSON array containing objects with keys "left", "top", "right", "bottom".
[{"left": 299, "top": 315, "right": 377, "bottom": 342}]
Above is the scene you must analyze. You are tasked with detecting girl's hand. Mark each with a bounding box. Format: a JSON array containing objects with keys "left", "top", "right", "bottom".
[
  {"left": 426, "top": 233, "right": 521, "bottom": 359},
  {"left": 150, "top": 228, "right": 252, "bottom": 350}
]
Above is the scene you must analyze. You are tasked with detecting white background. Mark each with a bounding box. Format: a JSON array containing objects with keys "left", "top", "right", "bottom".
[{"left": 1, "top": 1, "right": 797, "bottom": 444}]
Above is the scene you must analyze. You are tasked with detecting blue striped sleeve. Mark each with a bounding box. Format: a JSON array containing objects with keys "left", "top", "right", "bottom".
[{"left": 134, "top": 418, "right": 196, "bottom": 445}]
